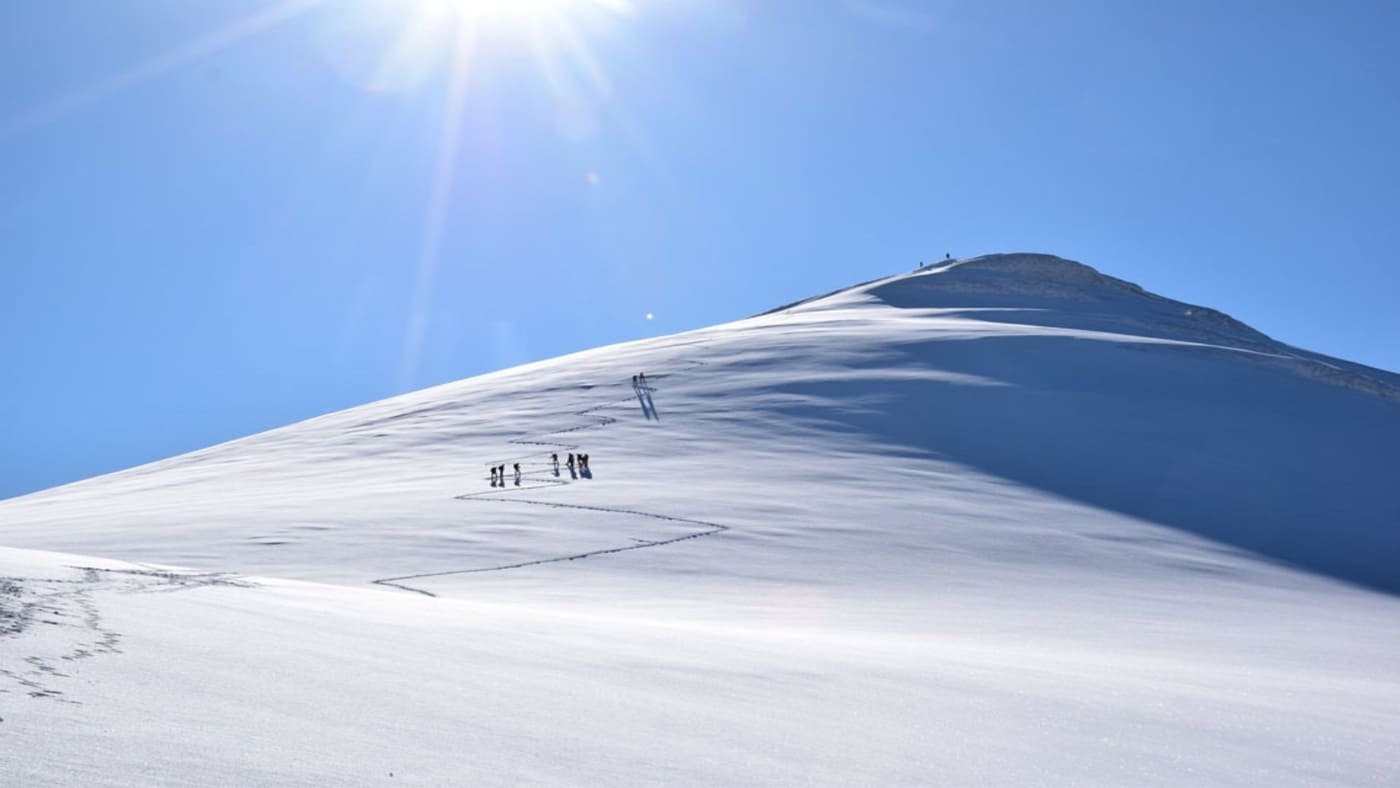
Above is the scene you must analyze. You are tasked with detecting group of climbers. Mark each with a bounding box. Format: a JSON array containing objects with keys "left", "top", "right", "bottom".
[
  {"left": 489, "top": 452, "right": 592, "bottom": 486},
  {"left": 486, "top": 370, "right": 649, "bottom": 486},
  {"left": 487, "top": 463, "right": 520, "bottom": 486}
]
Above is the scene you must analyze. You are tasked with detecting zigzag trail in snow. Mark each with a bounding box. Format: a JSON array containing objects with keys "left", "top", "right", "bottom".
[{"left": 371, "top": 360, "right": 728, "bottom": 598}]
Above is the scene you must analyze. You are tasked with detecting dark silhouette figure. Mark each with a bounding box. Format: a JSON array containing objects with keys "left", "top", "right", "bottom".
[
  {"left": 551, "top": 452, "right": 558, "bottom": 468},
  {"left": 489, "top": 466, "right": 497, "bottom": 486},
  {"left": 632, "top": 374, "right": 638, "bottom": 386},
  {"left": 566, "top": 453, "right": 575, "bottom": 470},
  {"left": 581, "top": 453, "right": 590, "bottom": 471}
]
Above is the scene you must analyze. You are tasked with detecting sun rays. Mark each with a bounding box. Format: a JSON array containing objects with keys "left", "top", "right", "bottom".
[
  {"left": 399, "top": 4, "right": 479, "bottom": 390},
  {"left": 370, "top": 0, "right": 637, "bottom": 387},
  {"left": 3, "top": 0, "right": 643, "bottom": 389}
]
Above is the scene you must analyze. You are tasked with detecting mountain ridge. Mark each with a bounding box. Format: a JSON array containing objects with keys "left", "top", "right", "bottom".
[{"left": 2, "top": 251, "right": 1399, "bottom": 783}]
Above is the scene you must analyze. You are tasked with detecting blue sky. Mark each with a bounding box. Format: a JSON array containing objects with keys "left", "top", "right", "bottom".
[{"left": 3, "top": 0, "right": 1398, "bottom": 499}]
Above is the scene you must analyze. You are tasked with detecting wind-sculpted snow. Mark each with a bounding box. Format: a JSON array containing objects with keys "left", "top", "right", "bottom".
[{"left": 2, "top": 254, "right": 1399, "bottom": 784}]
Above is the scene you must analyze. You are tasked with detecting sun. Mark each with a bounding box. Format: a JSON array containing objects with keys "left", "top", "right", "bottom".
[
  {"left": 4, "top": 0, "right": 649, "bottom": 389},
  {"left": 350, "top": 0, "right": 632, "bottom": 91},
  {"left": 356, "top": 0, "right": 637, "bottom": 386},
  {"left": 2, "top": 0, "right": 655, "bottom": 391},
  {"left": 422, "top": 0, "right": 630, "bottom": 26},
  {"left": 427, "top": 0, "right": 550, "bottom": 22}
]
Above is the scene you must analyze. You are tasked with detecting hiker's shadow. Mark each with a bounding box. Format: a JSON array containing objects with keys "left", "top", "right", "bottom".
[
  {"left": 580, "top": 468, "right": 593, "bottom": 479},
  {"left": 634, "top": 386, "right": 661, "bottom": 421},
  {"left": 569, "top": 467, "right": 578, "bottom": 480}
]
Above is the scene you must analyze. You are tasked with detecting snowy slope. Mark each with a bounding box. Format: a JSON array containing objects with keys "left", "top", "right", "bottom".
[{"left": 3, "top": 253, "right": 1399, "bottom": 785}]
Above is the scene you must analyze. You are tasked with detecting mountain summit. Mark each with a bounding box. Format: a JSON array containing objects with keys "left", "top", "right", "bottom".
[
  {"left": 801, "top": 253, "right": 1400, "bottom": 398},
  {"left": 2, "top": 254, "right": 1398, "bottom": 784}
]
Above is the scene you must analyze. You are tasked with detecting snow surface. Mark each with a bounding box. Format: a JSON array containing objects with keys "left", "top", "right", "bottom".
[{"left": 3, "top": 253, "right": 1399, "bottom": 785}]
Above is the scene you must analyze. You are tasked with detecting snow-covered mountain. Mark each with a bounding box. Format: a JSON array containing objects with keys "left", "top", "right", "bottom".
[{"left": 3, "top": 253, "right": 1399, "bottom": 785}]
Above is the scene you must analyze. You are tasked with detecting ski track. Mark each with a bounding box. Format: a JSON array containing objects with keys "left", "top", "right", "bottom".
[{"left": 371, "top": 363, "right": 730, "bottom": 598}]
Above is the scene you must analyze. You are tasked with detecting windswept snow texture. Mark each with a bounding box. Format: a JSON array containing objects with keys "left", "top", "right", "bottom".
[{"left": 3, "top": 253, "right": 1399, "bottom": 785}]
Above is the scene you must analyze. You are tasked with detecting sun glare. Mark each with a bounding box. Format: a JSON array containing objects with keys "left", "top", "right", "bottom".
[
  {"left": 378, "top": 0, "right": 637, "bottom": 387},
  {"left": 3, "top": 0, "right": 647, "bottom": 391},
  {"left": 424, "top": 0, "right": 630, "bottom": 25}
]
